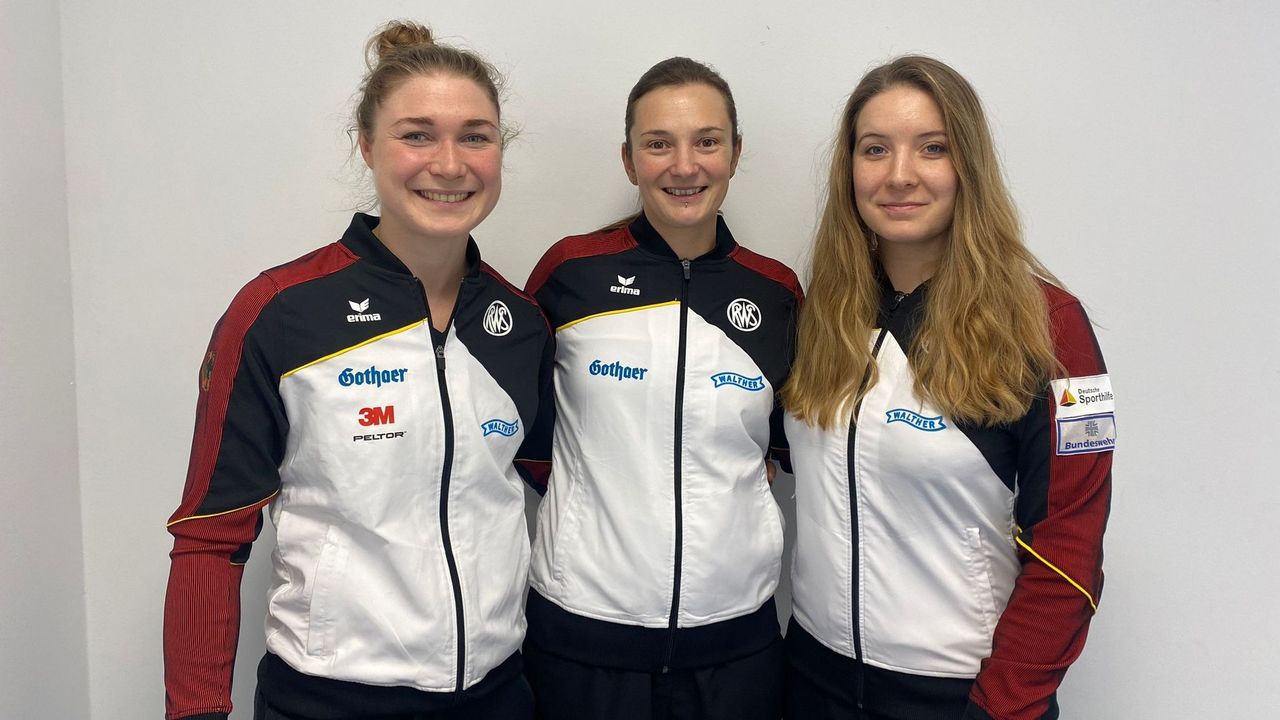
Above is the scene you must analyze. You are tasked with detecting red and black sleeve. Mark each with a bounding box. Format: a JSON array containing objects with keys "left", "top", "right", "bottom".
[
  {"left": 163, "top": 274, "right": 287, "bottom": 720},
  {"left": 967, "top": 294, "right": 1113, "bottom": 720}
]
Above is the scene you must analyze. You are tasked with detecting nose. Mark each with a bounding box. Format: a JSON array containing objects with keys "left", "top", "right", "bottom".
[
  {"left": 429, "top": 141, "right": 465, "bottom": 179},
  {"left": 887, "top": 152, "right": 918, "bottom": 189},
  {"left": 671, "top": 145, "right": 697, "bottom": 177}
]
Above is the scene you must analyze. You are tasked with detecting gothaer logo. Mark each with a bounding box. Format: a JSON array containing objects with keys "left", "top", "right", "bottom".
[
  {"left": 483, "top": 300, "right": 513, "bottom": 337},
  {"left": 726, "top": 298, "right": 761, "bottom": 332},
  {"left": 480, "top": 418, "right": 520, "bottom": 437},
  {"left": 610, "top": 275, "right": 640, "bottom": 296},
  {"left": 711, "top": 372, "right": 766, "bottom": 391},
  {"left": 1059, "top": 388, "right": 1077, "bottom": 406},
  {"left": 347, "top": 298, "right": 382, "bottom": 323},
  {"left": 885, "top": 408, "right": 947, "bottom": 432}
]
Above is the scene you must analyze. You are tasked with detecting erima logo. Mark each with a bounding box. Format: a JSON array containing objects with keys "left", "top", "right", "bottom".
[
  {"left": 711, "top": 372, "right": 766, "bottom": 391},
  {"left": 483, "top": 300, "right": 512, "bottom": 336},
  {"left": 885, "top": 408, "right": 947, "bottom": 432},
  {"left": 480, "top": 418, "right": 520, "bottom": 437},
  {"left": 610, "top": 275, "right": 641, "bottom": 296},
  {"left": 347, "top": 298, "right": 382, "bottom": 323},
  {"left": 726, "top": 298, "right": 761, "bottom": 332}
]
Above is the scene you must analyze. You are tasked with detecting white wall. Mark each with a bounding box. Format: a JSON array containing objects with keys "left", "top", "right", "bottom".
[
  {"left": 43, "top": 0, "right": 1280, "bottom": 717},
  {"left": 0, "top": 2, "right": 90, "bottom": 719}
]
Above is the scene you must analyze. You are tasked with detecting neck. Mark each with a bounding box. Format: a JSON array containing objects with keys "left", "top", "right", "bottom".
[
  {"left": 650, "top": 216, "right": 717, "bottom": 260},
  {"left": 374, "top": 225, "right": 468, "bottom": 324},
  {"left": 878, "top": 243, "right": 941, "bottom": 293}
]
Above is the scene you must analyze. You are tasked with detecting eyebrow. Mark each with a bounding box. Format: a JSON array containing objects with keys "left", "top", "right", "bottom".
[
  {"left": 856, "top": 130, "right": 947, "bottom": 143},
  {"left": 638, "top": 126, "right": 728, "bottom": 137},
  {"left": 391, "top": 117, "right": 498, "bottom": 129}
]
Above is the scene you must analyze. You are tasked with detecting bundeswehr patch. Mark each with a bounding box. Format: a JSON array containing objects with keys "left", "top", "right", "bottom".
[{"left": 1050, "top": 373, "right": 1116, "bottom": 455}]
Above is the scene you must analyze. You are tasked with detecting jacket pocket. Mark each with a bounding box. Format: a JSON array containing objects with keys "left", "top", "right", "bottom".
[
  {"left": 963, "top": 527, "right": 999, "bottom": 636},
  {"left": 306, "top": 526, "right": 350, "bottom": 657}
]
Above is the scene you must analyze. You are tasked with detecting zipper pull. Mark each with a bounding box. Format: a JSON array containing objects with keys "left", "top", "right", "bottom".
[
  {"left": 435, "top": 343, "right": 446, "bottom": 370},
  {"left": 681, "top": 258, "right": 691, "bottom": 281}
]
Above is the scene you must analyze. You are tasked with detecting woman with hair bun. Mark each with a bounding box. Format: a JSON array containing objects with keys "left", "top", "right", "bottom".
[
  {"left": 520, "top": 57, "right": 802, "bottom": 720},
  {"left": 782, "top": 56, "right": 1114, "bottom": 720},
  {"left": 162, "top": 20, "right": 550, "bottom": 720}
]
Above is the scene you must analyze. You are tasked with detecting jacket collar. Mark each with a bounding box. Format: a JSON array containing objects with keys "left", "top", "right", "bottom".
[
  {"left": 627, "top": 211, "right": 737, "bottom": 261},
  {"left": 339, "top": 212, "right": 482, "bottom": 280}
]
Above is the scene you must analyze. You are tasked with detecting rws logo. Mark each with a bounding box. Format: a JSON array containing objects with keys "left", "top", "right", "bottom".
[
  {"left": 610, "top": 275, "right": 640, "bottom": 296},
  {"left": 483, "top": 300, "right": 512, "bottom": 337},
  {"left": 726, "top": 298, "right": 761, "bottom": 332},
  {"left": 347, "top": 298, "right": 382, "bottom": 323}
]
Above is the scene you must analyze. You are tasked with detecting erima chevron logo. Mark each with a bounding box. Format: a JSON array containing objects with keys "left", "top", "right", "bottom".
[
  {"left": 346, "top": 298, "right": 381, "bottom": 323},
  {"left": 610, "top": 275, "right": 640, "bottom": 296},
  {"left": 1059, "top": 388, "right": 1077, "bottom": 406},
  {"left": 885, "top": 408, "right": 947, "bottom": 432},
  {"left": 480, "top": 418, "right": 520, "bottom": 437}
]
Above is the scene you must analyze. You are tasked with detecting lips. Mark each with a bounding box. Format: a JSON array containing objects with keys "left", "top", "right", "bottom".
[
  {"left": 416, "top": 190, "right": 475, "bottom": 203},
  {"left": 879, "top": 202, "right": 926, "bottom": 217},
  {"left": 664, "top": 187, "right": 706, "bottom": 198}
]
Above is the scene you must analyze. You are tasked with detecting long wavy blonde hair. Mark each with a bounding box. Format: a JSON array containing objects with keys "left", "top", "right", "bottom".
[{"left": 783, "top": 56, "right": 1061, "bottom": 429}]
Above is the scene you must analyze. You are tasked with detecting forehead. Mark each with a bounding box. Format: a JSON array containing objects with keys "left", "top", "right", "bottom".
[
  {"left": 376, "top": 73, "right": 498, "bottom": 124},
  {"left": 856, "top": 85, "right": 944, "bottom": 135},
  {"left": 631, "top": 83, "right": 731, "bottom": 132}
]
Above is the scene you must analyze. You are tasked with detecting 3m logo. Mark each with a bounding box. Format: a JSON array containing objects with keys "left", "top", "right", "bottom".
[
  {"left": 610, "top": 275, "right": 641, "bottom": 296},
  {"left": 347, "top": 298, "right": 382, "bottom": 323},
  {"left": 726, "top": 298, "right": 761, "bottom": 332},
  {"left": 483, "top": 300, "right": 512, "bottom": 336},
  {"left": 1059, "top": 388, "right": 1077, "bottom": 407},
  {"left": 358, "top": 405, "right": 395, "bottom": 427}
]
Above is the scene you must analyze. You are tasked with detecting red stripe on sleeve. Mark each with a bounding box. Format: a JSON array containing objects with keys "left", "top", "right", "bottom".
[
  {"left": 523, "top": 228, "right": 636, "bottom": 296},
  {"left": 970, "top": 287, "right": 1112, "bottom": 720}
]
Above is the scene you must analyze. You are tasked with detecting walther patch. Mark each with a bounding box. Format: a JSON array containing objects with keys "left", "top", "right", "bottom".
[{"left": 885, "top": 408, "right": 947, "bottom": 432}]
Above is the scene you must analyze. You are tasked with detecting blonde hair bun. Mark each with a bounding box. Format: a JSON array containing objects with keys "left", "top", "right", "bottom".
[{"left": 366, "top": 20, "right": 435, "bottom": 70}]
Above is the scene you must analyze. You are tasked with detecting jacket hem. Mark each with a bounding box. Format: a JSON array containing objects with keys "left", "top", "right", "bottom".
[{"left": 526, "top": 588, "right": 779, "bottom": 671}]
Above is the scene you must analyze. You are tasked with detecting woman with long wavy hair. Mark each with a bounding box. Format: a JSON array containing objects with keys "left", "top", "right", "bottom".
[{"left": 782, "top": 56, "right": 1115, "bottom": 720}]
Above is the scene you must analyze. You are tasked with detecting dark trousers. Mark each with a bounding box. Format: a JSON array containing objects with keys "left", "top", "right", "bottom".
[
  {"left": 784, "top": 660, "right": 896, "bottom": 720},
  {"left": 253, "top": 671, "right": 534, "bottom": 720},
  {"left": 524, "top": 637, "right": 785, "bottom": 720}
]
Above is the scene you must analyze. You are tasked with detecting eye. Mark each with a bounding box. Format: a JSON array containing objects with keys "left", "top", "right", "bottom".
[
  {"left": 696, "top": 137, "right": 720, "bottom": 148},
  {"left": 862, "top": 144, "right": 887, "bottom": 157},
  {"left": 645, "top": 139, "right": 670, "bottom": 151},
  {"left": 462, "top": 132, "right": 495, "bottom": 145},
  {"left": 401, "top": 131, "right": 431, "bottom": 144},
  {"left": 923, "top": 142, "right": 947, "bottom": 155}
]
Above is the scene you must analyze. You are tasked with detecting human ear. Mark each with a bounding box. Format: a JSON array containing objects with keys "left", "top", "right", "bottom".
[{"left": 621, "top": 142, "right": 638, "bottom": 186}]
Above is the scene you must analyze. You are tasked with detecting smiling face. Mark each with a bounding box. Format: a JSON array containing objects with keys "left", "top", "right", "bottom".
[
  {"left": 622, "top": 83, "right": 741, "bottom": 246},
  {"left": 852, "top": 84, "right": 958, "bottom": 265},
  {"left": 359, "top": 72, "right": 502, "bottom": 250}
]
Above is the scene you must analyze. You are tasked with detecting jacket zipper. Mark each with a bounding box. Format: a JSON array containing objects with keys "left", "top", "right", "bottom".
[
  {"left": 663, "top": 258, "right": 693, "bottom": 672},
  {"left": 419, "top": 278, "right": 467, "bottom": 693},
  {"left": 848, "top": 289, "right": 907, "bottom": 709}
]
